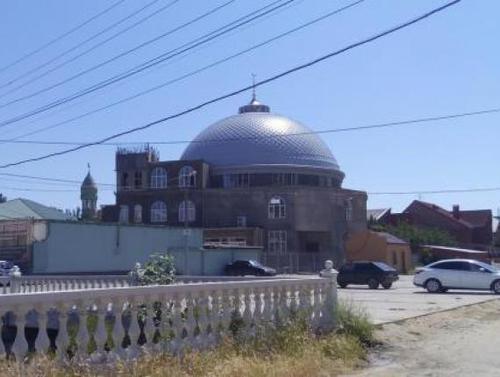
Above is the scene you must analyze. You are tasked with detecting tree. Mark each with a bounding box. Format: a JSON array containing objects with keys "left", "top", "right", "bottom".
[
  {"left": 0, "top": 193, "right": 6, "bottom": 203},
  {"left": 371, "top": 222, "right": 457, "bottom": 264}
]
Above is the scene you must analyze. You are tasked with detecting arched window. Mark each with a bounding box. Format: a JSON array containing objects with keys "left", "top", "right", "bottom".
[
  {"left": 179, "top": 200, "right": 195, "bottom": 223},
  {"left": 133, "top": 204, "right": 143, "bottom": 223},
  {"left": 179, "top": 166, "right": 196, "bottom": 187},
  {"left": 150, "top": 167, "right": 167, "bottom": 189},
  {"left": 151, "top": 201, "right": 167, "bottom": 223},
  {"left": 268, "top": 196, "right": 286, "bottom": 219},
  {"left": 119, "top": 205, "right": 129, "bottom": 224}
]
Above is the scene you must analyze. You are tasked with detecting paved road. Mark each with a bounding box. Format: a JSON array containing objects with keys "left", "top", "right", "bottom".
[{"left": 338, "top": 275, "right": 498, "bottom": 324}]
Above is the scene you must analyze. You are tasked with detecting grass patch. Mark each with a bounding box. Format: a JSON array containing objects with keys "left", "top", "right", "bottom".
[
  {"left": 335, "top": 300, "right": 375, "bottom": 346},
  {"left": 0, "top": 302, "right": 373, "bottom": 377}
]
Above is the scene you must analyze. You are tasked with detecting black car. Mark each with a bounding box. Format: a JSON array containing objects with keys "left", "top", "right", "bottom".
[
  {"left": 224, "top": 260, "right": 277, "bottom": 276},
  {"left": 337, "top": 261, "right": 399, "bottom": 289}
]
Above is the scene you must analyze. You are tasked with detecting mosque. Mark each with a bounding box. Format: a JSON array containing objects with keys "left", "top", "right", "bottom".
[{"left": 86, "top": 94, "right": 368, "bottom": 271}]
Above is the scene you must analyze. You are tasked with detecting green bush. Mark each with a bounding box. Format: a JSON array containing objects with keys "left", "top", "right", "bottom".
[{"left": 130, "top": 253, "right": 176, "bottom": 286}]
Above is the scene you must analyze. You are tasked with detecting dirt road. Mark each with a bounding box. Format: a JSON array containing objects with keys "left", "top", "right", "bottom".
[{"left": 347, "top": 299, "right": 500, "bottom": 377}]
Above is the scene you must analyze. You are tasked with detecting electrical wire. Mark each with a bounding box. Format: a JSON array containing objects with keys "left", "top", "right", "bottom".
[
  {"left": 0, "top": 0, "right": 295, "bottom": 127},
  {"left": 0, "top": 0, "right": 179, "bottom": 96},
  {"left": 0, "top": 172, "right": 114, "bottom": 187},
  {"left": 0, "top": 0, "right": 462, "bottom": 169},
  {"left": 0, "top": 0, "right": 126, "bottom": 76},
  {"left": 0, "top": 105, "right": 497, "bottom": 147},
  {"left": 3, "top": 0, "right": 364, "bottom": 142}
]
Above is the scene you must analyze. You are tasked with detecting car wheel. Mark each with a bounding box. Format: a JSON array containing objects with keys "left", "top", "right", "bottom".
[
  {"left": 425, "top": 278, "right": 442, "bottom": 293},
  {"left": 382, "top": 282, "right": 392, "bottom": 289},
  {"left": 338, "top": 282, "right": 347, "bottom": 288},
  {"left": 367, "top": 278, "right": 379, "bottom": 289},
  {"left": 491, "top": 280, "right": 500, "bottom": 294}
]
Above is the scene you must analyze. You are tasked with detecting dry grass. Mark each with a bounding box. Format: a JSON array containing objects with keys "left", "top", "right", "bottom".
[{"left": 0, "top": 304, "right": 371, "bottom": 377}]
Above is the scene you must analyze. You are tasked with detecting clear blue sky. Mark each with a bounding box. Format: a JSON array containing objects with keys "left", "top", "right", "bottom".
[{"left": 0, "top": 0, "right": 498, "bottom": 219}]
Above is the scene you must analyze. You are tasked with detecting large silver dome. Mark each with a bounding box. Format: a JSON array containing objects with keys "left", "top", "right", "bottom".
[{"left": 181, "top": 99, "right": 342, "bottom": 174}]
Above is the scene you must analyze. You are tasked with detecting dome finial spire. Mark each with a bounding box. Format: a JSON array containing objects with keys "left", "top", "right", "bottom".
[
  {"left": 238, "top": 73, "right": 270, "bottom": 114},
  {"left": 251, "top": 73, "right": 257, "bottom": 102}
]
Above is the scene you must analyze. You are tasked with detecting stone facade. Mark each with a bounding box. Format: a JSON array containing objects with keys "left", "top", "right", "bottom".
[
  {"left": 102, "top": 148, "right": 367, "bottom": 271},
  {"left": 102, "top": 99, "right": 368, "bottom": 271}
]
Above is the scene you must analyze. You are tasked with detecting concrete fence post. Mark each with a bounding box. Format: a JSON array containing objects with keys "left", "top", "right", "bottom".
[
  {"left": 319, "top": 260, "right": 338, "bottom": 331},
  {"left": 9, "top": 265, "right": 22, "bottom": 294}
]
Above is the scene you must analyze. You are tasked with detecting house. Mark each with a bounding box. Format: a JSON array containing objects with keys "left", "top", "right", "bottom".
[
  {"left": 366, "top": 208, "right": 391, "bottom": 223},
  {"left": 0, "top": 198, "right": 74, "bottom": 221},
  {"left": 386, "top": 200, "right": 493, "bottom": 250},
  {"left": 345, "top": 230, "right": 412, "bottom": 273},
  {"left": 0, "top": 198, "right": 74, "bottom": 270}
]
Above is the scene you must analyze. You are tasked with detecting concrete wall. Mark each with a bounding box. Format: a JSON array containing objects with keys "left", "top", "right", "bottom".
[
  {"left": 170, "top": 248, "right": 262, "bottom": 275},
  {"left": 32, "top": 222, "right": 201, "bottom": 274},
  {"left": 31, "top": 222, "right": 259, "bottom": 275}
]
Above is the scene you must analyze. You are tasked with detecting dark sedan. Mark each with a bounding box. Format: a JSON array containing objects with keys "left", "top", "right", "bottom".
[
  {"left": 337, "top": 261, "right": 399, "bottom": 289},
  {"left": 224, "top": 260, "right": 277, "bottom": 276}
]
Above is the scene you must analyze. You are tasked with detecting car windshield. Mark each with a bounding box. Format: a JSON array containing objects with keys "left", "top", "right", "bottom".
[
  {"left": 373, "top": 262, "right": 396, "bottom": 271},
  {"left": 248, "top": 260, "right": 264, "bottom": 267}
]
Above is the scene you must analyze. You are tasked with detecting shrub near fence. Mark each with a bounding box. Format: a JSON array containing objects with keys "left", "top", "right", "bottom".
[{"left": 0, "top": 276, "right": 337, "bottom": 362}]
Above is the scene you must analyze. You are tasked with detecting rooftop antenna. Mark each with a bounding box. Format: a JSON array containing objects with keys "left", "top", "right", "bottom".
[{"left": 251, "top": 73, "right": 256, "bottom": 101}]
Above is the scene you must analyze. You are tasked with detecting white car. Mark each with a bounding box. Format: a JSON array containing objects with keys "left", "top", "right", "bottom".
[{"left": 413, "top": 259, "right": 500, "bottom": 294}]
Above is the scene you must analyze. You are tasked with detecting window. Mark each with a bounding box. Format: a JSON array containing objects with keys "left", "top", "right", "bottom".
[
  {"left": 345, "top": 199, "right": 353, "bottom": 221},
  {"left": 272, "top": 173, "right": 297, "bottom": 186},
  {"left": 133, "top": 205, "right": 142, "bottom": 223},
  {"left": 119, "top": 205, "right": 129, "bottom": 224},
  {"left": 268, "top": 230, "right": 287, "bottom": 253},
  {"left": 134, "top": 171, "right": 142, "bottom": 189},
  {"left": 179, "top": 200, "right": 195, "bottom": 222},
  {"left": 268, "top": 196, "right": 285, "bottom": 219},
  {"left": 150, "top": 201, "right": 167, "bottom": 223},
  {"left": 179, "top": 166, "right": 196, "bottom": 187},
  {"left": 121, "top": 173, "right": 129, "bottom": 189},
  {"left": 150, "top": 167, "right": 167, "bottom": 189},
  {"left": 236, "top": 216, "right": 247, "bottom": 227},
  {"left": 223, "top": 173, "right": 249, "bottom": 188},
  {"left": 432, "top": 261, "right": 470, "bottom": 271}
]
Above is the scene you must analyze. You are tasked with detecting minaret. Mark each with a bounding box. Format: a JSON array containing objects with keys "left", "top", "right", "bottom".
[{"left": 81, "top": 164, "right": 98, "bottom": 220}]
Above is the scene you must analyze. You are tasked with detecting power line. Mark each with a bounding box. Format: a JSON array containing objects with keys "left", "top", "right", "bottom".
[
  {"left": 0, "top": 0, "right": 296, "bottom": 128},
  {"left": 369, "top": 187, "right": 500, "bottom": 195},
  {"left": 4, "top": 0, "right": 364, "bottom": 142},
  {"left": 0, "top": 105, "right": 497, "bottom": 147},
  {"left": 0, "top": 186, "right": 100, "bottom": 193},
  {"left": 0, "top": 0, "right": 463, "bottom": 169},
  {"left": 0, "top": 172, "right": 114, "bottom": 187},
  {"left": 0, "top": 0, "right": 126, "bottom": 76},
  {"left": 0, "top": 0, "right": 178, "bottom": 97}
]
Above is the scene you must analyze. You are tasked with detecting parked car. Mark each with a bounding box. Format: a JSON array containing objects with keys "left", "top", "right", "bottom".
[
  {"left": 337, "top": 261, "right": 399, "bottom": 289},
  {"left": 224, "top": 260, "right": 277, "bottom": 276},
  {"left": 0, "top": 260, "right": 13, "bottom": 276},
  {"left": 413, "top": 259, "right": 500, "bottom": 294}
]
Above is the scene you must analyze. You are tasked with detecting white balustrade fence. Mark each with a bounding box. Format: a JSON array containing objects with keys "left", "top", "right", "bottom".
[
  {"left": 0, "top": 276, "right": 337, "bottom": 362},
  {"left": 0, "top": 275, "right": 130, "bottom": 294},
  {"left": 0, "top": 275, "right": 287, "bottom": 294}
]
